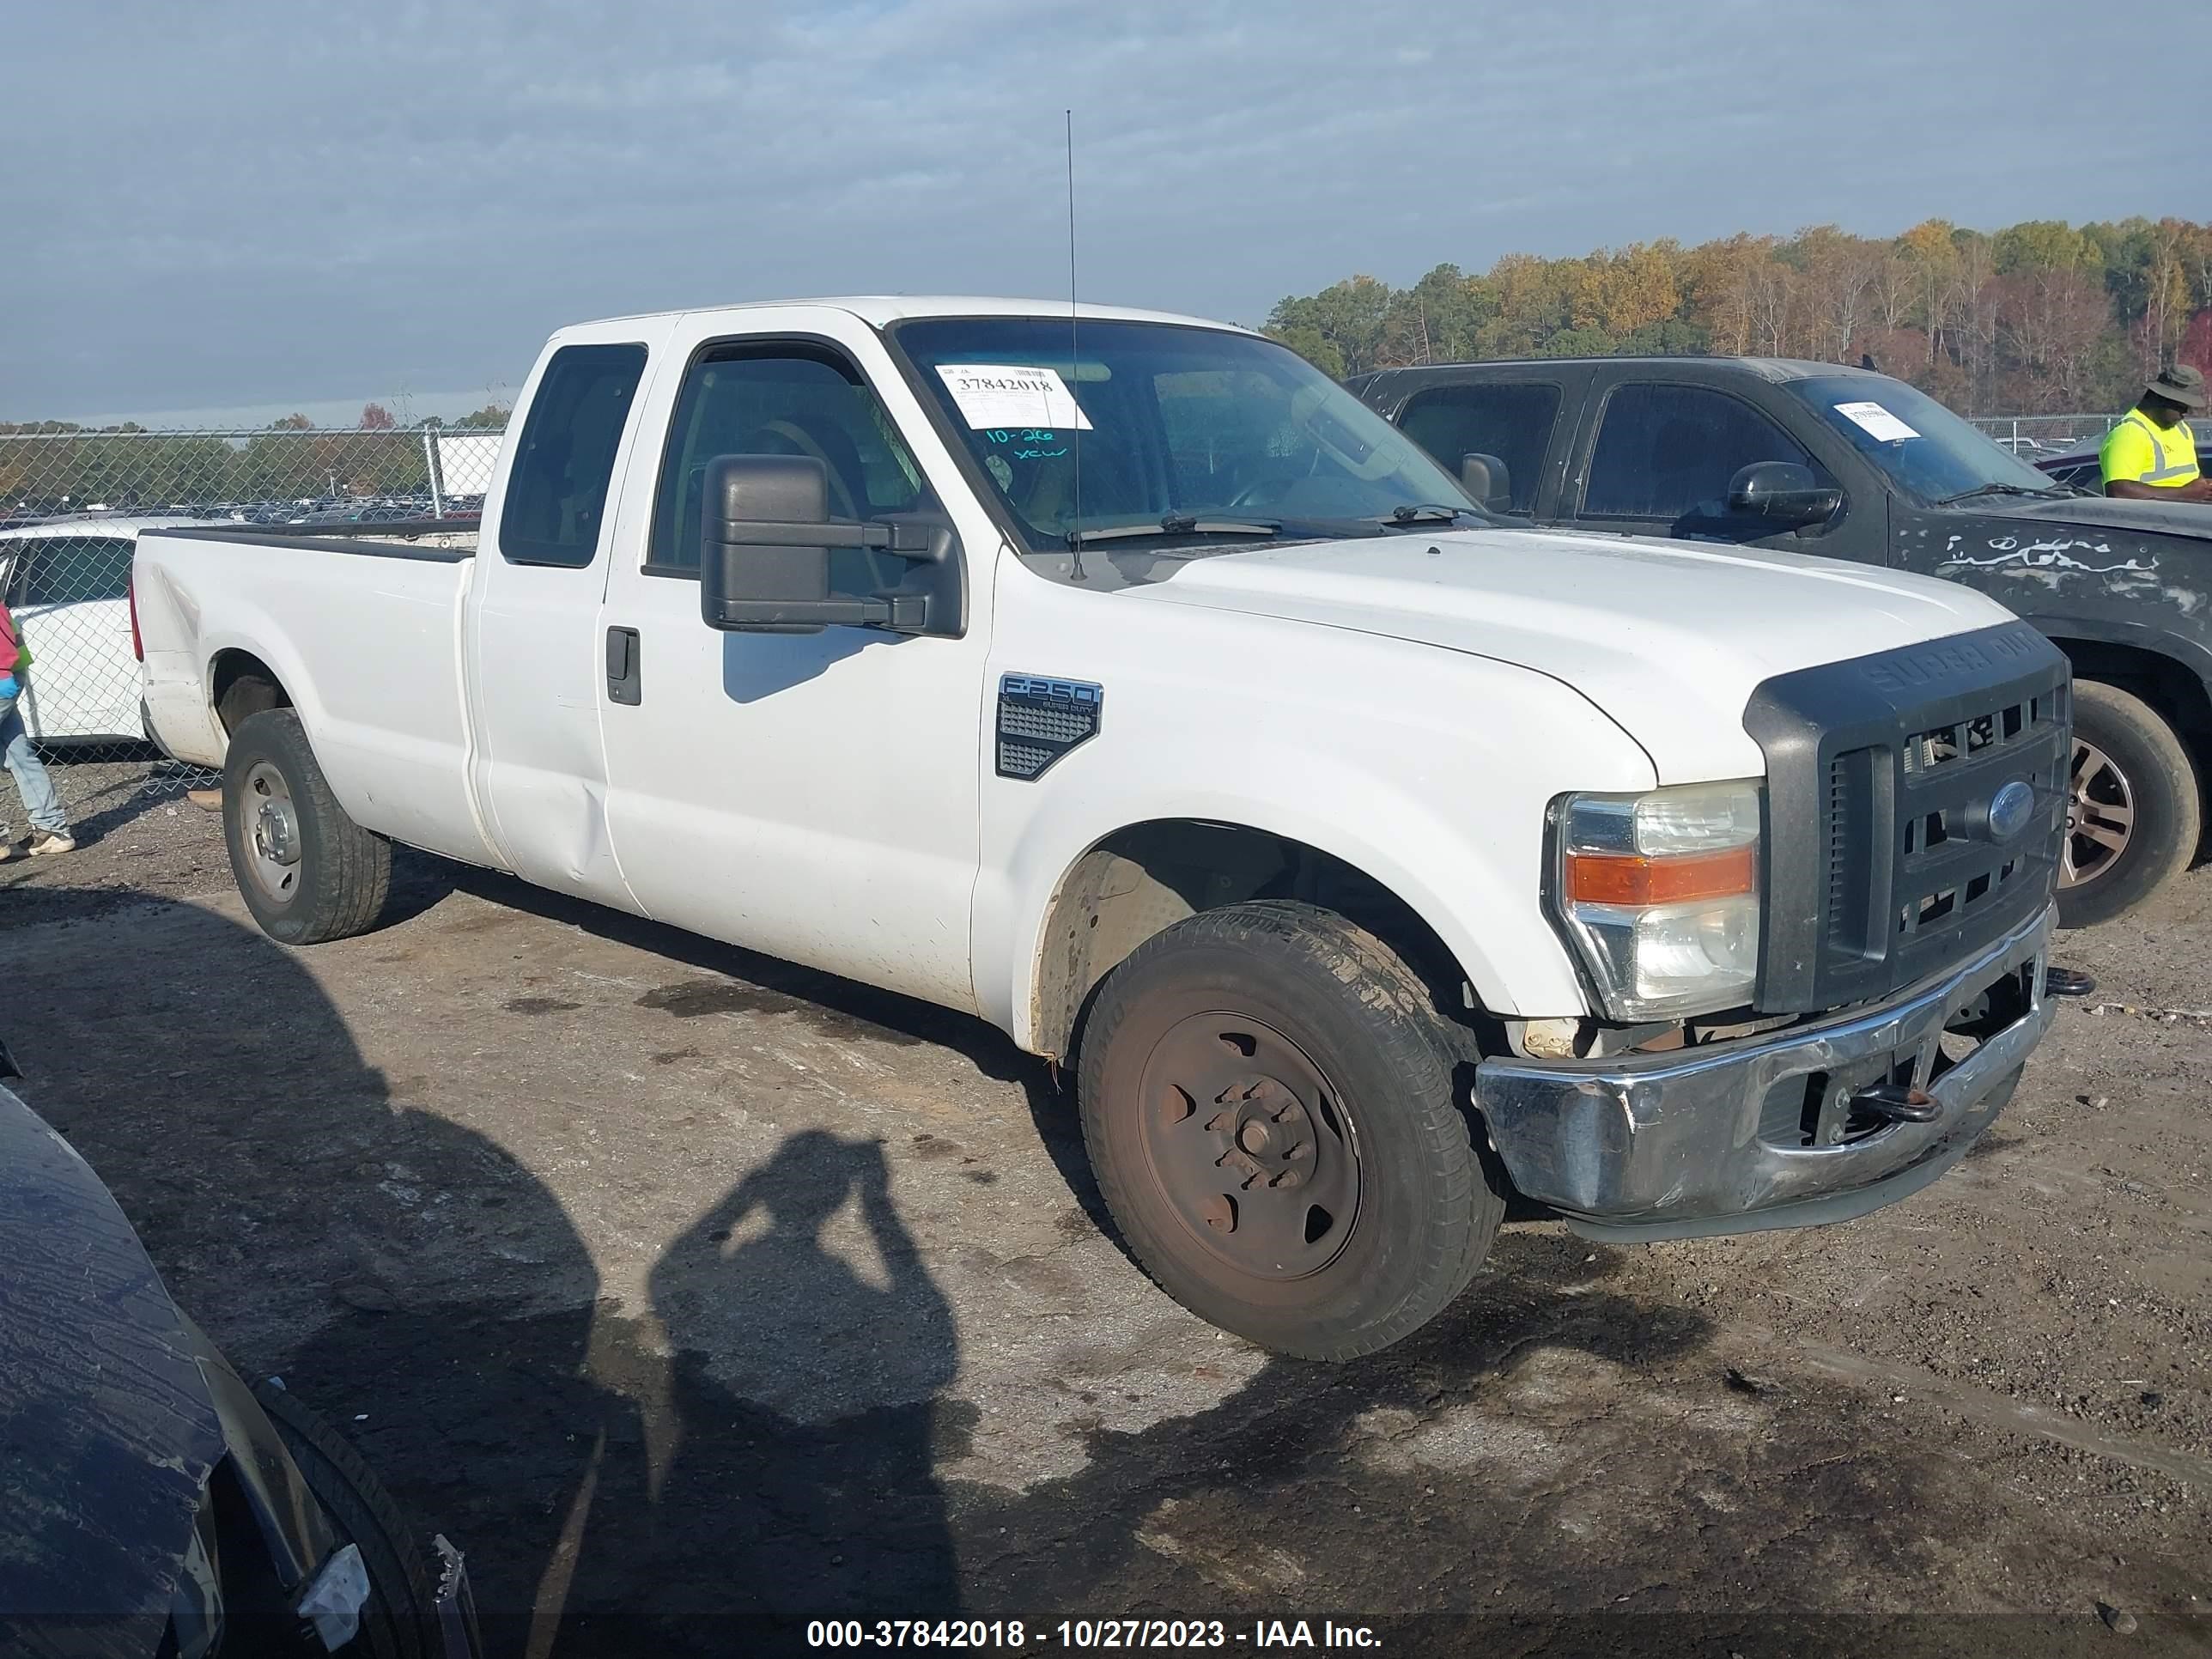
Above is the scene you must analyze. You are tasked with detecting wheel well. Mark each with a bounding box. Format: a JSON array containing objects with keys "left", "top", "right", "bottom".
[
  {"left": 1030, "top": 820, "right": 1484, "bottom": 1062},
  {"left": 210, "top": 651, "right": 291, "bottom": 735},
  {"left": 2053, "top": 639, "right": 2212, "bottom": 758}
]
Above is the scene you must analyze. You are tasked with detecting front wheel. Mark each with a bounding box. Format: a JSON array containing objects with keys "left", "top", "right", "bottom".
[
  {"left": 1078, "top": 901, "right": 1502, "bottom": 1361},
  {"left": 222, "top": 708, "right": 392, "bottom": 944},
  {"left": 2057, "top": 681, "right": 2199, "bottom": 929}
]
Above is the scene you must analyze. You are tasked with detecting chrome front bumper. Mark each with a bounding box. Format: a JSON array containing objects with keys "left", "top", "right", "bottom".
[{"left": 1474, "top": 903, "right": 2054, "bottom": 1241}]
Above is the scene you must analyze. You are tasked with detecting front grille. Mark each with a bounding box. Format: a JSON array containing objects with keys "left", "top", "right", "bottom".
[
  {"left": 1893, "top": 687, "right": 2065, "bottom": 944},
  {"left": 1745, "top": 623, "right": 2069, "bottom": 1014}
]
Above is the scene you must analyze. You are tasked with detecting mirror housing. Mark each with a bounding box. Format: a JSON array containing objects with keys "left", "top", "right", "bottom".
[
  {"left": 1726, "top": 460, "right": 1842, "bottom": 528},
  {"left": 1459, "top": 452, "right": 1512, "bottom": 514},
  {"left": 699, "top": 454, "right": 963, "bottom": 637}
]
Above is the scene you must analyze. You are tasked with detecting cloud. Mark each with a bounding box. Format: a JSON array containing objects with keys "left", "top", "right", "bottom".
[{"left": 0, "top": 0, "right": 2182, "bottom": 420}]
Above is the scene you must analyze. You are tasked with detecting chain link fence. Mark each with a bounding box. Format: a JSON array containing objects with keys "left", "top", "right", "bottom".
[
  {"left": 0, "top": 423, "right": 503, "bottom": 837},
  {"left": 1966, "top": 412, "right": 2116, "bottom": 459}
]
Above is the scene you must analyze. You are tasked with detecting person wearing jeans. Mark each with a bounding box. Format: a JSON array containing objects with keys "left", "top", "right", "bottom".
[{"left": 0, "top": 601, "right": 73, "bottom": 859}]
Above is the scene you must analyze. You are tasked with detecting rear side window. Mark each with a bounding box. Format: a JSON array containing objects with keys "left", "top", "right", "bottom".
[
  {"left": 1582, "top": 383, "right": 1820, "bottom": 520},
  {"left": 499, "top": 343, "right": 647, "bottom": 567},
  {"left": 12, "top": 537, "right": 134, "bottom": 605},
  {"left": 1395, "top": 382, "right": 1561, "bottom": 514}
]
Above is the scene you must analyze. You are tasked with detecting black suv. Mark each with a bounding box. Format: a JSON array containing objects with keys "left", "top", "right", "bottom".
[{"left": 1352, "top": 357, "right": 2212, "bottom": 926}]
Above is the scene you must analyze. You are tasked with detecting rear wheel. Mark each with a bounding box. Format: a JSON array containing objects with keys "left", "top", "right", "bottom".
[
  {"left": 253, "top": 1382, "right": 447, "bottom": 1659},
  {"left": 1079, "top": 901, "right": 1501, "bottom": 1361},
  {"left": 222, "top": 708, "right": 391, "bottom": 944},
  {"left": 2057, "top": 681, "right": 2198, "bottom": 929}
]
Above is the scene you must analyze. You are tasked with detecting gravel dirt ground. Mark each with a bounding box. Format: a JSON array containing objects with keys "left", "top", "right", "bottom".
[{"left": 3, "top": 769, "right": 2208, "bottom": 1657}]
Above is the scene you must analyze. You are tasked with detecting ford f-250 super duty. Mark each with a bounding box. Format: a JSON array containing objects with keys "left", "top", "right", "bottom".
[{"left": 134, "top": 299, "right": 2069, "bottom": 1359}]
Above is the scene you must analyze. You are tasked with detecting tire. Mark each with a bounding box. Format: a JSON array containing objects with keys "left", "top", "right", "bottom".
[
  {"left": 2057, "top": 681, "right": 2199, "bottom": 929},
  {"left": 222, "top": 708, "right": 391, "bottom": 944},
  {"left": 252, "top": 1381, "right": 446, "bottom": 1659},
  {"left": 1078, "top": 900, "right": 1502, "bottom": 1361}
]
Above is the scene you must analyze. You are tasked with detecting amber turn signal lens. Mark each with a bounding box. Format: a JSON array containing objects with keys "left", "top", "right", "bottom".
[{"left": 1564, "top": 844, "right": 1758, "bottom": 907}]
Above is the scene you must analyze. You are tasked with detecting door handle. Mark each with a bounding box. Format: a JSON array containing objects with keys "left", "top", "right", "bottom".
[{"left": 605, "top": 626, "right": 641, "bottom": 706}]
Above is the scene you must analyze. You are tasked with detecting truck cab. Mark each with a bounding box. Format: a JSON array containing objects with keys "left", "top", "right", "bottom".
[
  {"left": 135, "top": 302, "right": 2068, "bottom": 1359},
  {"left": 1354, "top": 356, "right": 2212, "bottom": 926}
]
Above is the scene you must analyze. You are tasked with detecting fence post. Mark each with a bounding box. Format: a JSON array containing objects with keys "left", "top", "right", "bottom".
[{"left": 423, "top": 429, "right": 444, "bottom": 520}]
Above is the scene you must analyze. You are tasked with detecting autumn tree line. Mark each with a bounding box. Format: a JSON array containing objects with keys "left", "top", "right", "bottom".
[
  {"left": 0, "top": 401, "right": 510, "bottom": 514},
  {"left": 1265, "top": 217, "right": 2212, "bottom": 416}
]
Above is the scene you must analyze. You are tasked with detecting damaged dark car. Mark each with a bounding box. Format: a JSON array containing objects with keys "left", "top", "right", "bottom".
[
  {"left": 0, "top": 1042, "right": 480, "bottom": 1659},
  {"left": 1354, "top": 356, "right": 2212, "bottom": 926}
]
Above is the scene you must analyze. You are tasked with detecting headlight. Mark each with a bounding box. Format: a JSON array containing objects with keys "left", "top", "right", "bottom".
[{"left": 1551, "top": 779, "right": 1763, "bottom": 1020}]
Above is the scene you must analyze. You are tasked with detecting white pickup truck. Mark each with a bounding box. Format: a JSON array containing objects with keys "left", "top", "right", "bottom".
[{"left": 135, "top": 297, "right": 2069, "bottom": 1359}]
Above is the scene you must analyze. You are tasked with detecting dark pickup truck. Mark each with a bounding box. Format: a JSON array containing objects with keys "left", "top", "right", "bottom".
[{"left": 1352, "top": 357, "right": 2212, "bottom": 926}]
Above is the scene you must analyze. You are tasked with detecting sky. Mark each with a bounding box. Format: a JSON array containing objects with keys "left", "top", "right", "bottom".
[{"left": 3, "top": 0, "right": 2200, "bottom": 427}]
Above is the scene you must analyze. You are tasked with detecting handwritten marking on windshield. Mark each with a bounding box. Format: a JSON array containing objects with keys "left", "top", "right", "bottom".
[{"left": 985, "top": 427, "right": 1068, "bottom": 460}]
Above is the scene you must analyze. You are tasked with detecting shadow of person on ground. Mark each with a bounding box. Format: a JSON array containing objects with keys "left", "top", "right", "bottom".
[{"left": 556, "top": 1130, "right": 963, "bottom": 1651}]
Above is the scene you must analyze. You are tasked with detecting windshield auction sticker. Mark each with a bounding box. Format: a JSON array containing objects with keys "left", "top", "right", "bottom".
[
  {"left": 1833, "top": 400, "right": 1920, "bottom": 442},
  {"left": 936, "top": 364, "right": 1094, "bottom": 431}
]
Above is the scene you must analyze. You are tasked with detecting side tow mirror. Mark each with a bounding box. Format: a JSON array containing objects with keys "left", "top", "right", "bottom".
[
  {"left": 1727, "top": 460, "right": 1842, "bottom": 528},
  {"left": 1458, "top": 452, "right": 1513, "bottom": 514},
  {"left": 699, "top": 454, "right": 963, "bottom": 637}
]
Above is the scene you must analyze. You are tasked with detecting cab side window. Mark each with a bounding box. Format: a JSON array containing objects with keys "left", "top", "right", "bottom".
[
  {"left": 1396, "top": 382, "right": 1561, "bottom": 514},
  {"left": 647, "top": 344, "right": 927, "bottom": 583},
  {"left": 499, "top": 343, "right": 647, "bottom": 568},
  {"left": 1582, "top": 384, "right": 1825, "bottom": 520},
  {"left": 12, "top": 537, "right": 134, "bottom": 605}
]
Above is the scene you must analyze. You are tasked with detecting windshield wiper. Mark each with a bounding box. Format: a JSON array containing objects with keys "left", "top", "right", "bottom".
[
  {"left": 1379, "top": 502, "right": 1482, "bottom": 525},
  {"left": 1066, "top": 514, "right": 1282, "bottom": 547},
  {"left": 1937, "top": 482, "right": 2067, "bottom": 506}
]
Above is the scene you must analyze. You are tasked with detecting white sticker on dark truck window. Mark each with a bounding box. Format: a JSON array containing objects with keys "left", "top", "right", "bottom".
[
  {"left": 935, "top": 364, "right": 1093, "bottom": 431},
  {"left": 1834, "top": 400, "right": 1920, "bottom": 442}
]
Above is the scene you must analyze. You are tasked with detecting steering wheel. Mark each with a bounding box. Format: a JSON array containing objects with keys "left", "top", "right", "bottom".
[
  {"left": 1225, "top": 447, "right": 1322, "bottom": 512},
  {"left": 755, "top": 419, "right": 860, "bottom": 520}
]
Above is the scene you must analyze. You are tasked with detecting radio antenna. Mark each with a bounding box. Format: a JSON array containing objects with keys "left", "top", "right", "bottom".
[{"left": 1065, "top": 107, "right": 1086, "bottom": 581}]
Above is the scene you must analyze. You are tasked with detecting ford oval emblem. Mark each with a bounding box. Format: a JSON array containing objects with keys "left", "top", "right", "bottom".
[{"left": 1988, "top": 780, "right": 2035, "bottom": 843}]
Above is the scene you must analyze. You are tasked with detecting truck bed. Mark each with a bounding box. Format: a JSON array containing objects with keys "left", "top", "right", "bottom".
[{"left": 133, "top": 522, "right": 501, "bottom": 869}]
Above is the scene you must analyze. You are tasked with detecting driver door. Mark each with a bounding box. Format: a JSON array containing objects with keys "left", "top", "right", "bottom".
[
  {"left": 593, "top": 313, "right": 996, "bottom": 1013},
  {"left": 1565, "top": 380, "right": 1881, "bottom": 564}
]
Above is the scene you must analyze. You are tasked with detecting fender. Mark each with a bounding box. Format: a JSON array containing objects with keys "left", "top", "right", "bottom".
[
  {"left": 974, "top": 559, "right": 1662, "bottom": 1051},
  {"left": 975, "top": 732, "right": 1649, "bottom": 1053},
  {"left": 2015, "top": 608, "right": 2212, "bottom": 697}
]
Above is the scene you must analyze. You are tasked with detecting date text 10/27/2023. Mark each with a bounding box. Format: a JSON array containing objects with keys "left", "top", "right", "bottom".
[{"left": 805, "top": 1620, "right": 1383, "bottom": 1649}]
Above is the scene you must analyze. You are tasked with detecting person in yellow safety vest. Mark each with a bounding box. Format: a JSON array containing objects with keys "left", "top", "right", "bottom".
[{"left": 2100, "top": 364, "right": 2211, "bottom": 501}]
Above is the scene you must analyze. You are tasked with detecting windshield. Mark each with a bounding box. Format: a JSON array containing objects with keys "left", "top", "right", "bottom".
[
  {"left": 1784, "top": 375, "right": 2061, "bottom": 505},
  {"left": 890, "top": 317, "right": 1483, "bottom": 553}
]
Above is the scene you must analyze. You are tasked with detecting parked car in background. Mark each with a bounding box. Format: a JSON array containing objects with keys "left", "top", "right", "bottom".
[
  {"left": 136, "top": 297, "right": 2068, "bottom": 1360},
  {"left": 0, "top": 516, "right": 198, "bottom": 744},
  {"left": 1354, "top": 357, "right": 2212, "bottom": 927},
  {"left": 0, "top": 1041, "right": 479, "bottom": 1656},
  {"left": 2032, "top": 441, "right": 2109, "bottom": 494}
]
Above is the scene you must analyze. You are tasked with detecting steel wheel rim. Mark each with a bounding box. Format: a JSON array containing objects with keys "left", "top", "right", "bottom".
[
  {"left": 242, "top": 760, "right": 303, "bottom": 904},
  {"left": 2062, "top": 737, "right": 2135, "bottom": 890},
  {"left": 1134, "top": 1011, "right": 1362, "bottom": 1282}
]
